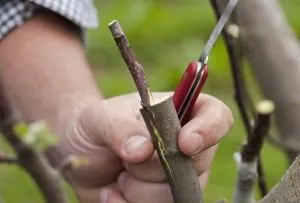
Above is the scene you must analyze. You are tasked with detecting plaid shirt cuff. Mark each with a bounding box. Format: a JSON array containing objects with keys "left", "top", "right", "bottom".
[{"left": 0, "top": 0, "right": 99, "bottom": 40}]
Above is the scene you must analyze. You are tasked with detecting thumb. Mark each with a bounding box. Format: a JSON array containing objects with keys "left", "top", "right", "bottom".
[{"left": 79, "top": 99, "right": 154, "bottom": 164}]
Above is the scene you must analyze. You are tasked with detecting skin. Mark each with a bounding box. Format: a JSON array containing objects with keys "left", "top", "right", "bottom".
[{"left": 0, "top": 12, "right": 233, "bottom": 203}]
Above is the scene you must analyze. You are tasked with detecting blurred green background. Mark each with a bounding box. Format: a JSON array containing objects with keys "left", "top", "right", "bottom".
[{"left": 1, "top": 0, "right": 299, "bottom": 202}]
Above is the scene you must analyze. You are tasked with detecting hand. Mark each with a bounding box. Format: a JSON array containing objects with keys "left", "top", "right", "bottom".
[{"left": 56, "top": 92, "right": 233, "bottom": 203}]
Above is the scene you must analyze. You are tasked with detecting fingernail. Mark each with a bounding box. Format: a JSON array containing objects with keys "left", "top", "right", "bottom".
[
  {"left": 124, "top": 136, "right": 149, "bottom": 156},
  {"left": 187, "top": 133, "right": 203, "bottom": 154},
  {"left": 99, "top": 189, "right": 108, "bottom": 203}
]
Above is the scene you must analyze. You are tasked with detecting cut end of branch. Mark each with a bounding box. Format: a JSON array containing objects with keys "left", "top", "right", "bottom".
[
  {"left": 256, "top": 100, "right": 275, "bottom": 115},
  {"left": 149, "top": 95, "right": 170, "bottom": 106},
  {"left": 227, "top": 24, "right": 240, "bottom": 38},
  {"left": 108, "top": 20, "right": 124, "bottom": 38},
  {"left": 108, "top": 19, "right": 151, "bottom": 107}
]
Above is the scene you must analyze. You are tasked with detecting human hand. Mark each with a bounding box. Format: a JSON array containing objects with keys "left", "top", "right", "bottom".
[{"left": 57, "top": 92, "right": 233, "bottom": 203}]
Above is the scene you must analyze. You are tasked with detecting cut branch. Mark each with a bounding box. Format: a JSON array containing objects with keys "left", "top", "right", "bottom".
[
  {"left": 233, "top": 100, "right": 274, "bottom": 203},
  {"left": 108, "top": 20, "right": 151, "bottom": 106},
  {"left": 241, "top": 100, "right": 274, "bottom": 162},
  {"left": 108, "top": 20, "right": 202, "bottom": 203},
  {"left": 141, "top": 97, "right": 202, "bottom": 203}
]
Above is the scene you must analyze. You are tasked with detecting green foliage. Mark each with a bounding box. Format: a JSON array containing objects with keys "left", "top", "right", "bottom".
[{"left": 0, "top": 1, "right": 299, "bottom": 202}]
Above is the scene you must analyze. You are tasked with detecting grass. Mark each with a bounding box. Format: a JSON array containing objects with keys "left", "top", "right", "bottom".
[{"left": 0, "top": 0, "right": 299, "bottom": 202}]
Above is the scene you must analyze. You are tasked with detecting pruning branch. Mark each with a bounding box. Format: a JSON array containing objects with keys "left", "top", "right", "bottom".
[
  {"left": 109, "top": 20, "right": 202, "bottom": 203},
  {"left": 233, "top": 100, "right": 274, "bottom": 203}
]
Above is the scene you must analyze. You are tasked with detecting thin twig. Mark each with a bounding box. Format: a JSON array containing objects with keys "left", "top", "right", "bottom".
[
  {"left": 210, "top": 0, "right": 251, "bottom": 136},
  {"left": 108, "top": 20, "right": 151, "bottom": 107},
  {"left": 209, "top": 0, "right": 268, "bottom": 196}
]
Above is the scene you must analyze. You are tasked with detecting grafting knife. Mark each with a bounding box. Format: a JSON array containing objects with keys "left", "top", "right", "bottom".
[{"left": 173, "top": 0, "right": 239, "bottom": 125}]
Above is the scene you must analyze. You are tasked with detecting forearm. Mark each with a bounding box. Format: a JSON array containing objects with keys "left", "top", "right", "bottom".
[{"left": 0, "top": 12, "right": 102, "bottom": 134}]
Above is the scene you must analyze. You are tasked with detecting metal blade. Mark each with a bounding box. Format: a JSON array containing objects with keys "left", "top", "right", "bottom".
[{"left": 198, "top": 0, "right": 239, "bottom": 63}]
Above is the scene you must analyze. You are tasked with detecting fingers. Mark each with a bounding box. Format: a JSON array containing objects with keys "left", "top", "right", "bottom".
[
  {"left": 117, "top": 171, "right": 209, "bottom": 203},
  {"left": 122, "top": 93, "right": 227, "bottom": 183},
  {"left": 124, "top": 145, "right": 217, "bottom": 183},
  {"left": 75, "top": 184, "right": 129, "bottom": 203},
  {"left": 123, "top": 151, "right": 165, "bottom": 182},
  {"left": 192, "top": 145, "right": 218, "bottom": 176},
  {"left": 99, "top": 186, "right": 128, "bottom": 203},
  {"left": 78, "top": 94, "right": 155, "bottom": 163},
  {"left": 179, "top": 94, "right": 233, "bottom": 156},
  {"left": 118, "top": 172, "right": 173, "bottom": 203}
]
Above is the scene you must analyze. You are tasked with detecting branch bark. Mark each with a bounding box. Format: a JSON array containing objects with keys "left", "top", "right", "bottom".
[
  {"left": 258, "top": 155, "right": 300, "bottom": 203},
  {"left": 141, "top": 97, "right": 202, "bottom": 203},
  {"left": 235, "top": 0, "right": 300, "bottom": 162},
  {"left": 108, "top": 20, "right": 152, "bottom": 106}
]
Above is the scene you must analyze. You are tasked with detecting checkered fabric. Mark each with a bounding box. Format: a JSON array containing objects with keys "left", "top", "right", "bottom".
[{"left": 0, "top": 0, "right": 99, "bottom": 40}]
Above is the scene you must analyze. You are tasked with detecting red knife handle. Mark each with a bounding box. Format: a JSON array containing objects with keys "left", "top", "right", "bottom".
[{"left": 173, "top": 61, "right": 208, "bottom": 125}]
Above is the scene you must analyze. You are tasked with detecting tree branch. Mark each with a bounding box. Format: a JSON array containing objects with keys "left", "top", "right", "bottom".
[
  {"left": 233, "top": 100, "right": 274, "bottom": 203},
  {"left": 209, "top": 0, "right": 268, "bottom": 196},
  {"left": 241, "top": 100, "right": 274, "bottom": 162},
  {"left": 235, "top": 0, "right": 300, "bottom": 162},
  {"left": 0, "top": 90, "right": 69, "bottom": 203},
  {"left": 210, "top": 0, "right": 252, "bottom": 137},
  {"left": 258, "top": 155, "right": 300, "bottom": 203},
  {"left": 108, "top": 20, "right": 152, "bottom": 107},
  {"left": 141, "top": 97, "right": 202, "bottom": 203},
  {"left": 108, "top": 20, "right": 202, "bottom": 203}
]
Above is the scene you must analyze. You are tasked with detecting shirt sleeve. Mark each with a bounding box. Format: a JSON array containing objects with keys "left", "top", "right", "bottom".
[{"left": 0, "top": 0, "right": 99, "bottom": 41}]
